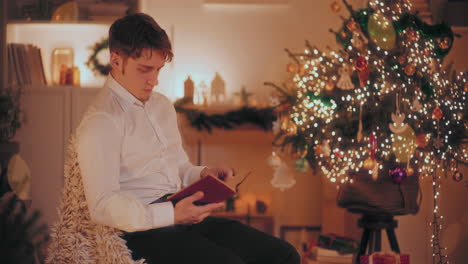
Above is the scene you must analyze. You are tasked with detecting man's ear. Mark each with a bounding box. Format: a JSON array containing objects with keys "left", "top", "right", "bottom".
[{"left": 110, "top": 51, "right": 123, "bottom": 72}]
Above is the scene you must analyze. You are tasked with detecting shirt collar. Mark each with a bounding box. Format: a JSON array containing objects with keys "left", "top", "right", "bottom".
[{"left": 105, "top": 74, "right": 146, "bottom": 111}]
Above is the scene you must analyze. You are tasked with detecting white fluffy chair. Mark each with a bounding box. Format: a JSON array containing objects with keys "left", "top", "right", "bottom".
[{"left": 46, "top": 137, "right": 146, "bottom": 264}]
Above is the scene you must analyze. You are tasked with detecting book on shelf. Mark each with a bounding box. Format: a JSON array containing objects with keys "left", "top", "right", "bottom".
[{"left": 7, "top": 43, "right": 47, "bottom": 87}]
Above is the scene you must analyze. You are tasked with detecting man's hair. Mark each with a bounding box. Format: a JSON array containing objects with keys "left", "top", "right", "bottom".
[{"left": 109, "top": 13, "right": 173, "bottom": 62}]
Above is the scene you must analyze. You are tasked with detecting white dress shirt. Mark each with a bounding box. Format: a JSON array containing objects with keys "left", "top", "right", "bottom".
[{"left": 76, "top": 75, "right": 205, "bottom": 232}]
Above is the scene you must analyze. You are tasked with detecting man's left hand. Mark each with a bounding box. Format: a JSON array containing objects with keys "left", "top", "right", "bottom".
[{"left": 200, "top": 167, "right": 235, "bottom": 182}]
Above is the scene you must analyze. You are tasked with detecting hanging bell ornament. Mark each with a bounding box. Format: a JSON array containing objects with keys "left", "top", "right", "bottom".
[
  {"left": 295, "top": 157, "right": 309, "bottom": 173},
  {"left": 331, "top": 1, "right": 341, "bottom": 13},
  {"left": 437, "top": 36, "right": 452, "bottom": 50},
  {"left": 453, "top": 171, "right": 463, "bottom": 182},
  {"left": 432, "top": 106, "right": 443, "bottom": 120},
  {"left": 325, "top": 81, "right": 335, "bottom": 92},
  {"left": 404, "top": 64, "right": 416, "bottom": 76},
  {"left": 268, "top": 152, "right": 282, "bottom": 168},
  {"left": 346, "top": 18, "right": 359, "bottom": 32}
]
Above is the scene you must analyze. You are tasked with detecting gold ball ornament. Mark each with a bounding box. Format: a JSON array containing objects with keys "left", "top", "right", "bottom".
[
  {"left": 368, "top": 13, "right": 397, "bottom": 50},
  {"left": 325, "top": 81, "right": 335, "bottom": 92},
  {"left": 404, "top": 64, "right": 416, "bottom": 76},
  {"left": 363, "top": 157, "right": 376, "bottom": 170},
  {"left": 464, "top": 82, "right": 468, "bottom": 92},
  {"left": 407, "top": 167, "right": 415, "bottom": 176},
  {"left": 331, "top": 1, "right": 341, "bottom": 13},
  {"left": 437, "top": 36, "right": 452, "bottom": 50},
  {"left": 286, "top": 63, "right": 296, "bottom": 73}
]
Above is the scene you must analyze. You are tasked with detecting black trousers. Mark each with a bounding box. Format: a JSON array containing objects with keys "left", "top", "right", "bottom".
[{"left": 122, "top": 216, "right": 300, "bottom": 264}]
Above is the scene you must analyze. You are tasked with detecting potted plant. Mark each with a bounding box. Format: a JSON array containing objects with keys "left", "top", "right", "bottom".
[{"left": 0, "top": 89, "right": 21, "bottom": 143}]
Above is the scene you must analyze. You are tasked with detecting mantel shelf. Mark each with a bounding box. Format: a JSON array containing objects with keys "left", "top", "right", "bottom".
[{"left": 7, "top": 20, "right": 112, "bottom": 26}]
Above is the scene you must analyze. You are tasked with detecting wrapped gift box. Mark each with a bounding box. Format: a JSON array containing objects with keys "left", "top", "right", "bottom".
[{"left": 360, "top": 252, "right": 409, "bottom": 264}]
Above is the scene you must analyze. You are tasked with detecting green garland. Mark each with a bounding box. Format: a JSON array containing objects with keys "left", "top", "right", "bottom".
[
  {"left": 174, "top": 98, "right": 276, "bottom": 133},
  {"left": 86, "top": 38, "right": 111, "bottom": 76}
]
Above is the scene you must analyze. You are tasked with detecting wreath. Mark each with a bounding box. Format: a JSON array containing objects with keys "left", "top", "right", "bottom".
[{"left": 86, "top": 38, "right": 111, "bottom": 76}]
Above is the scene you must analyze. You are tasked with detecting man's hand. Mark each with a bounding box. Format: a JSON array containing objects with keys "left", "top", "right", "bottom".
[
  {"left": 173, "top": 191, "right": 224, "bottom": 225},
  {"left": 200, "top": 167, "right": 235, "bottom": 182}
]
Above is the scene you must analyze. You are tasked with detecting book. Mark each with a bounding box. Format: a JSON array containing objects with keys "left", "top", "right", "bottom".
[
  {"left": 310, "top": 247, "right": 353, "bottom": 264},
  {"left": 167, "top": 175, "right": 237, "bottom": 205}
]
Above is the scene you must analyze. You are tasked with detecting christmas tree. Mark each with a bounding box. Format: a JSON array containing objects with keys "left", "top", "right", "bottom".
[{"left": 267, "top": 0, "right": 466, "bottom": 263}]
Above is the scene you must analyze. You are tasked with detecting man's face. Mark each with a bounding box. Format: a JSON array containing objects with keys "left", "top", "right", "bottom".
[{"left": 111, "top": 48, "right": 166, "bottom": 103}]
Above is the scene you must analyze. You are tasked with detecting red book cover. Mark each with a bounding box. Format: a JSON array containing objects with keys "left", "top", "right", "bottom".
[{"left": 167, "top": 175, "right": 236, "bottom": 205}]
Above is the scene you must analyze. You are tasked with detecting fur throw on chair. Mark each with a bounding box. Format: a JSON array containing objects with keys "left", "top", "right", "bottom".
[{"left": 46, "top": 137, "right": 146, "bottom": 264}]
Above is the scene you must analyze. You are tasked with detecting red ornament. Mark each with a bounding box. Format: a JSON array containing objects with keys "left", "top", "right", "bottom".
[
  {"left": 334, "top": 151, "right": 344, "bottom": 159},
  {"left": 404, "top": 64, "right": 416, "bottom": 76},
  {"left": 370, "top": 133, "right": 377, "bottom": 159},
  {"left": 416, "top": 133, "right": 428, "bottom": 148},
  {"left": 346, "top": 19, "right": 359, "bottom": 32},
  {"left": 437, "top": 36, "right": 452, "bottom": 50},
  {"left": 358, "top": 68, "right": 370, "bottom": 88},
  {"left": 355, "top": 56, "right": 368, "bottom": 71},
  {"left": 397, "top": 55, "right": 406, "bottom": 65},
  {"left": 432, "top": 106, "right": 443, "bottom": 120},
  {"left": 407, "top": 29, "right": 417, "bottom": 41}
]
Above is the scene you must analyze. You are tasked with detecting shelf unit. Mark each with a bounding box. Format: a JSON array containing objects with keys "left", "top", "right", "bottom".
[{"left": 1, "top": 0, "right": 7, "bottom": 90}]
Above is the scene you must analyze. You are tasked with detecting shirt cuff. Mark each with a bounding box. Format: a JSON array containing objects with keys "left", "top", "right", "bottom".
[
  {"left": 183, "top": 166, "right": 206, "bottom": 187},
  {"left": 148, "top": 201, "right": 174, "bottom": 228}
]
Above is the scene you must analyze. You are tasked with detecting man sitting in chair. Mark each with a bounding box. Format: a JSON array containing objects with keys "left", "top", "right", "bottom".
[{"left": 76, "top": 13, "right": 300, "bottom": 264}]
